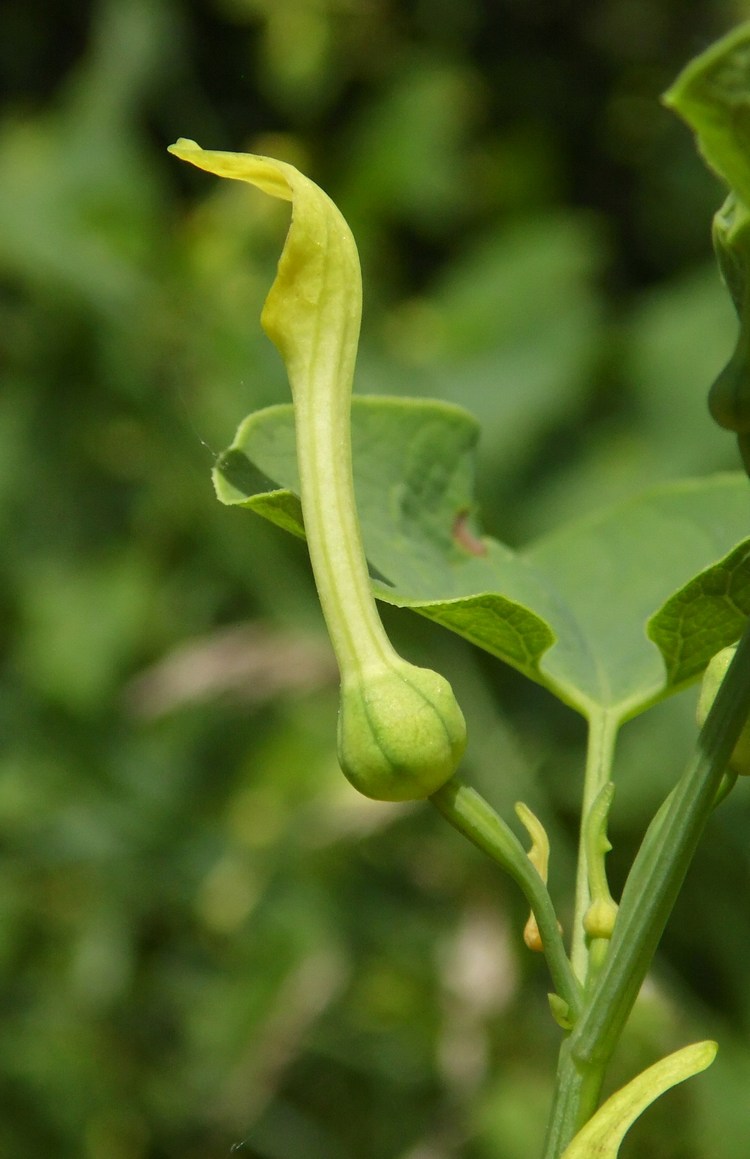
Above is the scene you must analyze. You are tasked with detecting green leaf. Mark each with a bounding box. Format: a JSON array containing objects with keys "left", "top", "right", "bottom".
[
  {"left": 528, "top": 479, "right": 750, "bottom": 716},
  {"left": 663, "top": 22, "right": 750, "bottom": 204},
  {"left": 213, "top": 397, "right": 750, "bottom": 721},
  {"left": 560, "top": 1041, "right": 717, "bottom": 1159}
]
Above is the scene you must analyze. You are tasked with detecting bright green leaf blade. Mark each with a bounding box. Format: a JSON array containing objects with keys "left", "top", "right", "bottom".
[
  {"left": 526, "top": 476, "right": 750, "bottom": 717},
  {"left": 663, "top": 22, "right": 750, "bottom": 204},
  {"left": 649, "top": 536, "right": 750, "bottom": 687},
  {"left": 213, "top": 397, "right": 569, "bottom": 692},
  {"left": 213, "top": 398, "right": 750, "bottom": 718},
  {"left": 560, "top": 1041, "right": 717, "bottom": 1159},
  {"left": 215, "top": 404, "right": 306, "bottom": 539}
]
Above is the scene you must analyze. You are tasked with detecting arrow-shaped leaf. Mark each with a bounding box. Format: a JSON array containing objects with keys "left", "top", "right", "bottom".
[{"left": 214, "top": 397, "right": 750, "bottom": 721}]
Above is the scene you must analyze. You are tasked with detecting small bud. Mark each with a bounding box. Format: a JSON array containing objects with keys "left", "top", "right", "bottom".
[
  {"left": 514, "top": 802, "right": 563, "bottom": 953},
  {"left": 523, "top": 914, "right": 545, "bottom": 953},
  {"left": 548, "top": 993, "right": 574, "bottom": 1031},
  {"left": 583, "top": 896, "right": 619, "bottom": 942}
]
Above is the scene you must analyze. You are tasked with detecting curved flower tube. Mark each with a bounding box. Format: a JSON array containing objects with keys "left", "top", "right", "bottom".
[{"left": 169, "top": 139, "right": 466, "bottom": 801}]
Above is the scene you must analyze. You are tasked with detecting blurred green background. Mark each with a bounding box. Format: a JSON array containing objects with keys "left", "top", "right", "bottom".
[{"left": 4, "top": 1, "right": 750, "bottom": 1156}]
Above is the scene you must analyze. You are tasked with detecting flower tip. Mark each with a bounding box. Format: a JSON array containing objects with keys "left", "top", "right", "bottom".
[{"left": 168, "top": 138, "right": 202, "bottom": 158}]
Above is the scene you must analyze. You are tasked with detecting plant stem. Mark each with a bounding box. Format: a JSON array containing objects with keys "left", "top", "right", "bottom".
[
  {"left": 431, "top": 777, "right": 582, "bottom": 1020},
  {"left": 542, "top": 1038, "right": 605, "bottom": 1159},
  {"left": 571, "top": 710, "right": 619, "bottom": 982},
  {"left": 541, "top": 619, "right": 750, "bottom": 1158}
]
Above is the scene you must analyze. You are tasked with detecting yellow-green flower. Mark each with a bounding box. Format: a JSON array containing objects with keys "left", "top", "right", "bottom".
[{"left": 169, "top": 139, "right": 466, "bottom": 801}]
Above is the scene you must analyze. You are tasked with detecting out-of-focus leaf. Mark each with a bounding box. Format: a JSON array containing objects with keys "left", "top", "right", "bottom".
[
  {"left": 14, "top": 553, "right": 157, "bottom": 712},
  {"left": 370, "top": 213, "right": 604, "bottom": 482},
  {"left": 341, "top": 60, "right": 481, "bottom": 232},
  {"left": 527, "top": 265, "right": 737, "bottom": 538}
]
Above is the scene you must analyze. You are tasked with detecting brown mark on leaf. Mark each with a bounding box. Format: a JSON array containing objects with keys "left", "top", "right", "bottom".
[{"left": 452, "top": 509, "right": 487, "bottom": 556}]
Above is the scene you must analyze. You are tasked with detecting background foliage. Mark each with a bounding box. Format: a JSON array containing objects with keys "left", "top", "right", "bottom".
[{"left": 3, "top": 1, "right": 750, "bottom": 1156}]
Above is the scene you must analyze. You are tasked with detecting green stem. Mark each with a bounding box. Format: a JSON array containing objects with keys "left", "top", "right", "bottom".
[
  {"left": 570, "top": 710, "right": 619, "bottom": 982},
  {"left": 582, "top": 783, "right": 618, "bottom": 983},
  {"left": 542, "top": 619, "right": 750, "bottom": 1158},
  {"left": 542, "top": 1039, "right": 604, "bottom": 1159},
  {"left": 431, "top": 777, "right": 582, "bottom": 1021}
]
